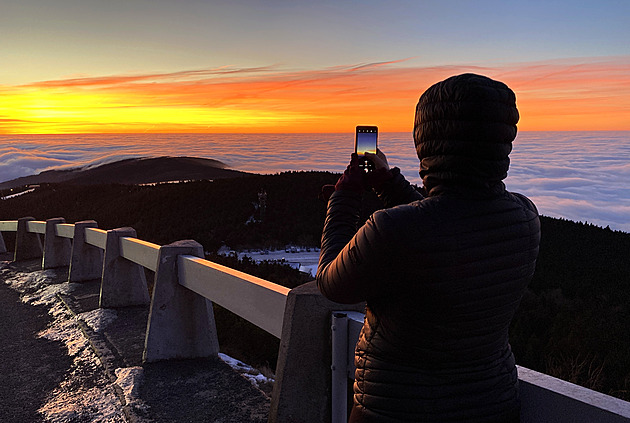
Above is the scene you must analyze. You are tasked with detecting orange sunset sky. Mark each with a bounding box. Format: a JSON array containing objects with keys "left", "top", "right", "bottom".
[{"left": 1, "top": 1, "right": 629, "bottom": 134}]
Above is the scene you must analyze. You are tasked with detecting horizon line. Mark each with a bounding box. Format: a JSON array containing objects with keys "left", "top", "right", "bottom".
[{"left": 1, "top": 129, "right": 630, "bottom": 136}]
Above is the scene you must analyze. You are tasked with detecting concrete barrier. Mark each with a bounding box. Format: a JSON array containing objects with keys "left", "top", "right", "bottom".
[
  {"left": 43, "top": 218, "right": 72, "bottom": 269},
  {"left": 0, "top": 231, "right": 6, "bottom": 253},
  {"left": 69, "top": 220, "right": 104, "bottom": 282},
  {"left": 100, "top": 227, "right": 150, "bottom": 308},
  {"left": 144, "top": 240, "right": 219, "bottom": 362},
  {"left": 519, "top": 366, "right": 630, "bottom": 422},
  {"left": 269, "top": 281, "right": 364, "bottom": 423},
  {"left": 14, "top": 217, "right": 43, "bottom": 261}
]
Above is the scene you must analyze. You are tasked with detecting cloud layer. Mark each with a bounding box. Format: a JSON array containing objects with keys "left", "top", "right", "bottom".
[{"left": 1, "top": 131, "right": 628, "bottom": 233}]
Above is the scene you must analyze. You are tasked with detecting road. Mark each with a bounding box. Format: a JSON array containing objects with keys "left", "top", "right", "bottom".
[
  {"left": 0, "top": 254, "right": 271, "bottom": 422},
  {"left": 0, "top": 256, "right": 74, "bottom": 422}
]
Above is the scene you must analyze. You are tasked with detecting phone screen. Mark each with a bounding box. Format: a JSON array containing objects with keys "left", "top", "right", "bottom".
[{"left": 355, "top": 126, "right": 378, "bottom": 155}]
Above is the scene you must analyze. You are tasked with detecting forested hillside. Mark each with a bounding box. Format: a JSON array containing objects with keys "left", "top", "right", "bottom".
[
  {"left": 0, "top": 171, "right": 338, "bottom": 251},
  {"left": 511, "top": 217, "right": 630, "bottom": 400},
  {"left": 1, "top": 171, "right": 628, "bottom": 400}
]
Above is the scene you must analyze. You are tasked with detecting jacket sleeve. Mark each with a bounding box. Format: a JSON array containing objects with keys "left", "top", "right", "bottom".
[
  {"left": 510, "top": 191, "right": 540, "bottom": 215},
  {"left": 375, "top": 167, "right": 424, "bottom": 208},
  {"left": 317, "top": 190, "right": 397, "bottom": 304}
]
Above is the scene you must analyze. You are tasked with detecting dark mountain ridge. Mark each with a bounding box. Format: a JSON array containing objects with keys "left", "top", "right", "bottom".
[{"left": 0, "top": 156, "right": 249, "bottom": 190}]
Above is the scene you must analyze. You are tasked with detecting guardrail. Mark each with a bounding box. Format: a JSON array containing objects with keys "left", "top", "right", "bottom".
[
  {"left": 331, "top": 313, "right": 630, "bottom": 423},
  {"left": 0, "top": 217, "right": 293, "bottom": 355},
  {"left": 0, "top": 216, "right": 362, "bottom": 422},
  {"left": 1, "top": 216, "right": 629, "bottom": 422}
]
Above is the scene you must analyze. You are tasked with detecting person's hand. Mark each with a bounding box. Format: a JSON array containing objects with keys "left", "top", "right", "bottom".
[
  {"left": 364, "top": 149, "right": 389, "bottom": 171},
  {"left": 364, "top": 149, "right": 393, "bottom": 191},
  {"left": 335, "top": 153, "right": 365, "bottom": 192}
]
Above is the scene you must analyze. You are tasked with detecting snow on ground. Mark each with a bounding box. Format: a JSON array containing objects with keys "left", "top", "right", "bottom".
[
  {"left": 79, "top": 308, "right": 118, "bottom": 333},
  {"left": 218, "top": 353, "right": 274, "bottom": 393},
  {"left": 115, "top": 366, "right": 149, "bottom": 414},
  {"left": 230, "top": 248, "right": 321, "bottom": 277},
  {"left": 2, "top": 267, "right": 60, "bottom": 298},
  {"left": 0, "top": 187, "right": 35, "bottom": 200},
  {"left": 0, "top": 261, "right": 276, "bottom": 420},
  {"left": 0, "top": 262, "right": 130, "bottom": 422}
]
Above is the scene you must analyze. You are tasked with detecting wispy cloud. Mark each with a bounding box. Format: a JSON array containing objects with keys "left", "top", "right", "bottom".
[
  {"left": 28, "top": 65, "right": 279, "bottom": 88},
  {"left": 496, "top": 57, "right": 630, "bottom": 130},
  {"left": 1, "top": 56, "right": 629, "bottom": 133}
]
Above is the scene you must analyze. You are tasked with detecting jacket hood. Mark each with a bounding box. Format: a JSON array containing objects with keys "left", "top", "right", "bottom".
[{"left": 413, "top": 73, "right": 519, "bottom": 196}]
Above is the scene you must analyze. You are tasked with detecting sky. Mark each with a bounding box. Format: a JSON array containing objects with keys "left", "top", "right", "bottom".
[{"left": 1, "top": 0, "right": 629, "bottom": 133}]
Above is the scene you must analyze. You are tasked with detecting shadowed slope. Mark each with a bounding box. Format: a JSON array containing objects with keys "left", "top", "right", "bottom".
[{"left": 0, "top": 156, "right": 249, "bottom": 189}]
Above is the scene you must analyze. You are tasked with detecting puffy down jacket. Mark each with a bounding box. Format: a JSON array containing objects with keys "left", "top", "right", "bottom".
[{"left": 317, "top": 74, "right": 540, "bottom": 422}]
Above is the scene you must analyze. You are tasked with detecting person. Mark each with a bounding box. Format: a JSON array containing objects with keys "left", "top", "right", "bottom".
[{"left": 316, "top": 73, "right": 540, "bottom": 423}]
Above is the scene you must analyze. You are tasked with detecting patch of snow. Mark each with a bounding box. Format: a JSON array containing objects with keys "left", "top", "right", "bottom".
[
  {"left": 24, "top": 282, "right": 74, "bottom": 306},
  {"left": 79, "top": 308, "right": 118, "bottom": 333},
  {"left": 299, "top": 264, "right": 318, "bottom": 276},
  {"left": 38, "top": 302, "right": 89, "bottom": 356},
  {"left": 36, "top": 303, "right": 126, "bottom": 422},
  {"left": 218, "top": 352, "right": 274, "bottom": 391},
  {"left": 38, "top": 384, "right": 124, "bottom": 423},
  {"left": 138, "top": 179, "right": 196, "bottom": 186},
  {"left": 115, "top": 367, "right": 144, "bottom": 399},
  {"left": 115, "top": 366, "right": 149, "bottom": 415},
  {"left": 220, "top": 248, "right": 321, "bottom": 277},
  {"left": 3, "top": 268, "right": 57, "bottom": 294},
  {"left": 2, "top": 267, "right": 128, "bottom": 422},
  {"left": 1, "top": 187, "right": 35, "bottom": 200}
]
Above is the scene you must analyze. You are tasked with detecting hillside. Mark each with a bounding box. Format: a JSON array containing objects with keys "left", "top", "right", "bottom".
[
  {"left": 0, "top": 171, "right": 338, "bottom": 251},
  {"left": 0, "top": 162, "right": 629, "bottom": 400},
  {"left": 0, "top": 156, "right": 249, "bottom": 190}
]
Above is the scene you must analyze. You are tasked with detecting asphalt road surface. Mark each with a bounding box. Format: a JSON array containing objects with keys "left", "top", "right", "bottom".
[
  {"left": 0, "top": 254, "right": 270, "bottom": 422},
  {"left": 0, "top": 257, "right": 74, "bottom": 422}
]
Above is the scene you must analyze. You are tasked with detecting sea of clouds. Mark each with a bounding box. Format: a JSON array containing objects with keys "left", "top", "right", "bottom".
[{"left": 0, "top": 132, "right": 628, "bottom": 232}]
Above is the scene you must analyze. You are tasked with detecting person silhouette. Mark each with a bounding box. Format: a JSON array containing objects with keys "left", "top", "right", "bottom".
[{"left": 317, "top": 74, "right": 540, "bottom": 423}]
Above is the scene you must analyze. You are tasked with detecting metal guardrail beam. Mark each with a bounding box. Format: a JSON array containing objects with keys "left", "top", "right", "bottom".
[
  {"left": 54, "top": 223, "right": 75, "bottom": 239},
  {"left": 178, "top": 255, "right": 290, "bottom": 339},
  {"left": 0, "top": 220, "right": 18, "bottom": 231},
  {"left": 119, "top": 236, "right": 160, "bottom": 272},
  {"left": 26, "top": 220, "right": 46, "bottom": 234},
  {"left": 84, "top": 228, "right": 107, "bottom": 250}
]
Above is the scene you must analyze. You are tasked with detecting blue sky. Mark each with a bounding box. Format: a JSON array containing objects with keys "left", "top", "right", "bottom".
[{"left": 2, "top": 0, "right": 628, "bottom": 85}]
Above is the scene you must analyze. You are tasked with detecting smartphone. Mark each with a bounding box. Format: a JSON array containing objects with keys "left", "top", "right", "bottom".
[{"left": 355, "top": 125, "right": 378, "bottom": 172}]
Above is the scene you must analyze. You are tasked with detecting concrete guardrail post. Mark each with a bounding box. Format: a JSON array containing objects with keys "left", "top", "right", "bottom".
[
  {"left": 43, "top": 217, "right": 72, "bottom": 269},
  {"left": 14, "top": 217, "right": 43, "bottom": 262},
  {"left": 143, "top": 240, "right": 219, "bottom": 363},
  {"left": 69, "top": 220, "right": 103, "bottom": 282},
  {"left": 0, "top": 232, "right": 6, "bottom": 253},
  {"left": 100, "top": 227, "right": 150, "bottom": 308},
  {"left": 269, "top": 281, "right": 365, "bottom": 423}
]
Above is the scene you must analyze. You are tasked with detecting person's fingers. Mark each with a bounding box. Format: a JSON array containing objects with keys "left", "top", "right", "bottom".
[{"left": 364, "top": 151, "right": 389, "bottom": 170}]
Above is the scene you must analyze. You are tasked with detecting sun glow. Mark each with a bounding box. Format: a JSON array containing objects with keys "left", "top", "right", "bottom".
[
  {"left": 0, "top": 86, "right": 315, "bottom": 134},
  {"left": 1, "top": 58, "right": 629, "bottom": 134}
]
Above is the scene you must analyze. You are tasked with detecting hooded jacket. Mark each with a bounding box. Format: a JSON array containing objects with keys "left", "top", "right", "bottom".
[{"left": 317, "top": 74, "right": 540, "bottom": 422}]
